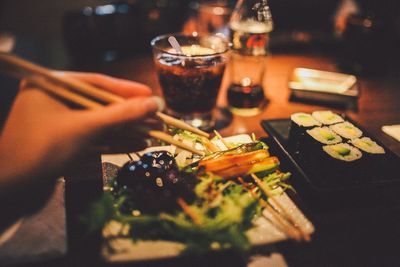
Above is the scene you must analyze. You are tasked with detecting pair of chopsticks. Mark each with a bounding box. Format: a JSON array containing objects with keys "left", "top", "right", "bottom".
[
  {"left": 0, "top": 53, "right": 308, "bottom": 240},
  {"left": 238, "top": 175, "right": 310, "bottom": 242},
  {"left": 250, "top": 174, "right": 310, "bottom": 241},
  {"left": 0, "top": 52, "right": 207, "bottom": 155}
]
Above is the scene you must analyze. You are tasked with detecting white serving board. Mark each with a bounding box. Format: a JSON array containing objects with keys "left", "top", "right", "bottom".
[{"left": 100, "top": 135, "right": 314, "bottom": 263}]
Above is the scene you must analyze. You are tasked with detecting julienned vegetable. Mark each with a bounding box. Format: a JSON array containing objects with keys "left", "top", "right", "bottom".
[
  {"left": 85, "top": 133, "right": 293, "bottom": 254},
  {"left": 199, "top": 149, "right": 271, "bottom": 172},
  {"left": 199, "top": 150, "right": 279, "bottom": 178}
]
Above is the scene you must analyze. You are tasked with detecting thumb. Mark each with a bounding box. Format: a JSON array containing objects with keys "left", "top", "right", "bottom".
[{"left": 82, "top": 96, "right": 164, "bottom": 130}]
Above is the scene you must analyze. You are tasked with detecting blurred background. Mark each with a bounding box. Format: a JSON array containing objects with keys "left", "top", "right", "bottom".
[{"left": 1, "top": 0, "right": 400, "bottom": 123}]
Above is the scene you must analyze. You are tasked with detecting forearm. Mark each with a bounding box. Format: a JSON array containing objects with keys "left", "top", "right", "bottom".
[
  {"left": 0, "top": 159, "right": 57, "bottom": 230},
  {"left": 0, "top": 132, "right": 63, "bottom": 229}
]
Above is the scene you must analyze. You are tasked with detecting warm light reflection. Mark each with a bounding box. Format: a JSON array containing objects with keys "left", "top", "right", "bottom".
[
  {"left": 212, "top": 7, "right": 225, "bottom": 16},
  {"left": 291, "top": 68, "right": 357, "bottom": 93},
  {"left": 191, "top": 119, "right": 203, "bottom": 128},
  {"left": 241, "top": 77, "right": 252, "bottom": 87}
]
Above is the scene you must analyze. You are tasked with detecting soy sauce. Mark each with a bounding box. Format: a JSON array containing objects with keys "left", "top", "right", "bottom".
[{"left": 227, "top": 84, "right": 265, "bottom": 116}]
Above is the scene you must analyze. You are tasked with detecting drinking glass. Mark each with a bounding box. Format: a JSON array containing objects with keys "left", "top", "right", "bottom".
[
  {"left": 227, "top": 0, "right": 273, "bottom": 116},
  {"left": 183, "top": 1, "right": 232, "bottom": 35},
  {"left": 151, "top": 33, "right": 230, "bottom": 131}
]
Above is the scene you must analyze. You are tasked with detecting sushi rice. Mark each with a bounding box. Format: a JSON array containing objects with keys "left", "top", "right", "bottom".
[
  {"left": 307, "top": 127, "right": 342, "bottom": 145},
  {"left": 323, "top": 143, "right": 362, "bottom": 162},
  {"left": 330, "top": 121, "right": 362, "bottom": 139},
  {"left": 350, "top": 137, "right": 385, "bottom": 154},
  {"left": 291, "top": 113, "right": 321, "bottom": 127},
  {"left": 312, "top": 110, "right": 344, "bottom": 125}
]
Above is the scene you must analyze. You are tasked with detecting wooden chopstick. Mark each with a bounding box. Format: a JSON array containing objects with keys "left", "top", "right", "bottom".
[
  {"left": 155, "top": 112, "right": 209, "bottom": 138},
  {"left": 0, "top": 53, "right": 209, "bottom": 137},
  {"left": 250, "top": 174, "right": 310, "bottom": 241},
  {"left": 29, "top": 76, "right": 104, "bottom": 110},
  {"left": 148, "top": 130, "right": 203, "bottom": 155},
  {"left": 30, "top": 78, "right": 204, "bottom": 155},
  {"left": 0, "top": 53, "right": 208, "bottom": 154},
  {"left": 237, "top": 177, "right": 303, "bottom": 241},
  {"left": 206, "top": 135, "right": 304, "bottom": 241},
  {"left": 213, "top": 130, "right": 231, "bottom": 149},
  {"left": 0, "top": 52, "right": 124, "bottom": 104}
]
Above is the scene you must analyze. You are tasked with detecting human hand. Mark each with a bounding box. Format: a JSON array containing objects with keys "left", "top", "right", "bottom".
[{"left": 0, "top": 72, "right": 163, "bottom": 197}]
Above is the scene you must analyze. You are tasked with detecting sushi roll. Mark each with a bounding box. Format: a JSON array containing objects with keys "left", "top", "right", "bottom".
[
  {"left": 312, "top": 110, "right": 344, "bottom": 125},
  {"left": 349, "top": 137, "right": 386, "bottom": 182},
  {"left": 313, "top": 143, "right": 364, "bottom": 187},
  {"left": 291, "top": 113, "right": 322, "bottom": 128},
  {"left": 330, "top": 121, "right": 362, "bottom": 140},
  {"left": 297, "top": 127, "right": 343, "bottom": 162},
  {"left": 289, "top": 113, "right": 321, "bottom": 151},
  {"left": 350, "top": 137, "right": 385, "bottom": 154},
  {"left": 306, "top": 127, "right": 342, "bottom": 145},
  {"left": 322, "top": 143, "right": 362, "bottom": 162}
]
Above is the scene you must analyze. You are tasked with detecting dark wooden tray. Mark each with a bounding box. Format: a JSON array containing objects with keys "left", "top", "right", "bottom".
[{"left": 261, "top": 118, "right": 400, "bottom": 211}]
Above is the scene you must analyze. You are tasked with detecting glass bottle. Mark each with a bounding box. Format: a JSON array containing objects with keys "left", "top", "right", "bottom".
[{"left": 227, "top": 0, "right": 273, "bottom": 116}]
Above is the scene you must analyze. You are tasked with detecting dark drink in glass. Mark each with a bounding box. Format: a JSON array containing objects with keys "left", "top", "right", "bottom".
[
  {"left": 156, "top": 53, "right": 225, "bottom": 114},
  {"left": 151, "top": 34, "right": 229, "bottom": 130},
  {"left": 227, "top": 83, "right": 265, "bottom": 110},
  {"left": 227, "top": 0, "right": 273, "bottom": 116}
]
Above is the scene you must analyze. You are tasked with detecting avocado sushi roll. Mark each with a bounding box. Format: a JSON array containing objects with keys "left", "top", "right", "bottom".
[
  {"left": 312, "top": 110, "right": 344, "bottom": 125},
  {"left": 322, "top": 143, "right": 362, "bottom": 162},
  {"left": 307, "top": 127, "right": 342, "bottom": 145},
  {"left": 330, "top": 122, "right": 362, "bottom": 140},
  {"left": 298, "top": 126, "right": 342, "bottom": 160},
  {"left": 350, "top": 137, "right": 385, "bottom": 154},
  {"left": 291, "top": 113, "right": 322, "bottom": 128},
  {"left": 289, "top": 113, "right": 322, "bottom": 151},
  {"left": 307, "top": 143, "right": 363, "bottom": 186}
]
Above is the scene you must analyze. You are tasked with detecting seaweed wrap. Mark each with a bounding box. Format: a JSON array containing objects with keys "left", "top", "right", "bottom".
[
  {"left": 349, "top": 137, "right": 387, "bottom": 181},
  {"left": 289, "top": 113, "right": 321, "bottom": 151}
]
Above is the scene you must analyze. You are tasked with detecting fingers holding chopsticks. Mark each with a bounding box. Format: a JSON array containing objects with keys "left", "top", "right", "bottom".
[
  {"left": 80, "top": 96, "right": 164, "bottom": 129},
  {"left": 14, "top": 61, "right": 201, "bottom": 154},
  {"left": 20, "top": 70, "right": 165, "bottom": 128}
]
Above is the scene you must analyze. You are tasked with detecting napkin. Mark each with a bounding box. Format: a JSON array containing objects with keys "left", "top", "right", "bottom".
[
  {"left": 382, "top": 125, "right": 400, "bottom": 142},
  {"left": 0, "top": 179, "right": 67, "bottom": 265}
]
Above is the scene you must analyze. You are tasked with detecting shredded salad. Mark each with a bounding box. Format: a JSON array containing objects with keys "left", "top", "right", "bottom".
[{"left": 84, "top": 129, "right": 293, "bottom": 254}]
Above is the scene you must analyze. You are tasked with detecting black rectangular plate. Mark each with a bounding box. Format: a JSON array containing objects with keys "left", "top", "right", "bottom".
[{"left": 261, "top": 118, "right": 400, "bottom": 211}]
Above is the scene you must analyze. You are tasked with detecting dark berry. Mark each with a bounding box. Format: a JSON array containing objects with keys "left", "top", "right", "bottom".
[
  {"left": 141, "top": 151, "right": 176, "bottom": 172},
  {"left": 115, "top": 151, "right": 196, "bottom": 214}
]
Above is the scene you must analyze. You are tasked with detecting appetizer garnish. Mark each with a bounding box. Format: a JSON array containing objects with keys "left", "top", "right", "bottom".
[
  {"left": 86, "top": 129, "right": 307, "bottom": 255},
  {"left": 198, "top": 148, "right": 279, "bottom": 178}
]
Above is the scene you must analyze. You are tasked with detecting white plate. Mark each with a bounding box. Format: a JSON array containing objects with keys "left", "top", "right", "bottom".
[{"left": 100, "top": 136, "right": 314, "bottom": 263}]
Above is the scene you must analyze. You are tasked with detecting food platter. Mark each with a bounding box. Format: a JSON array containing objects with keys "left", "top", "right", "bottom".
[
  {"left": 261, "top": 111, "right": 400, "bottom": 210},
  {"left": 98, "top": 134, "right": 314, "bottom": 263}
]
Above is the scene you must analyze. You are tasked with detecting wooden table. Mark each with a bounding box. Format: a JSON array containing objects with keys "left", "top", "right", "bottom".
[
  {"left": 63, "top": 52, "right": 400, "bottom": 267},
  {"left": 96, "top": 52, "right": 400, "bottom": 155}
]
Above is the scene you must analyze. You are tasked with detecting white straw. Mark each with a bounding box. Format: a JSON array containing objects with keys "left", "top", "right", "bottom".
[{"left": 168, "top": 36, "right": 183, "bottom": 55}]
